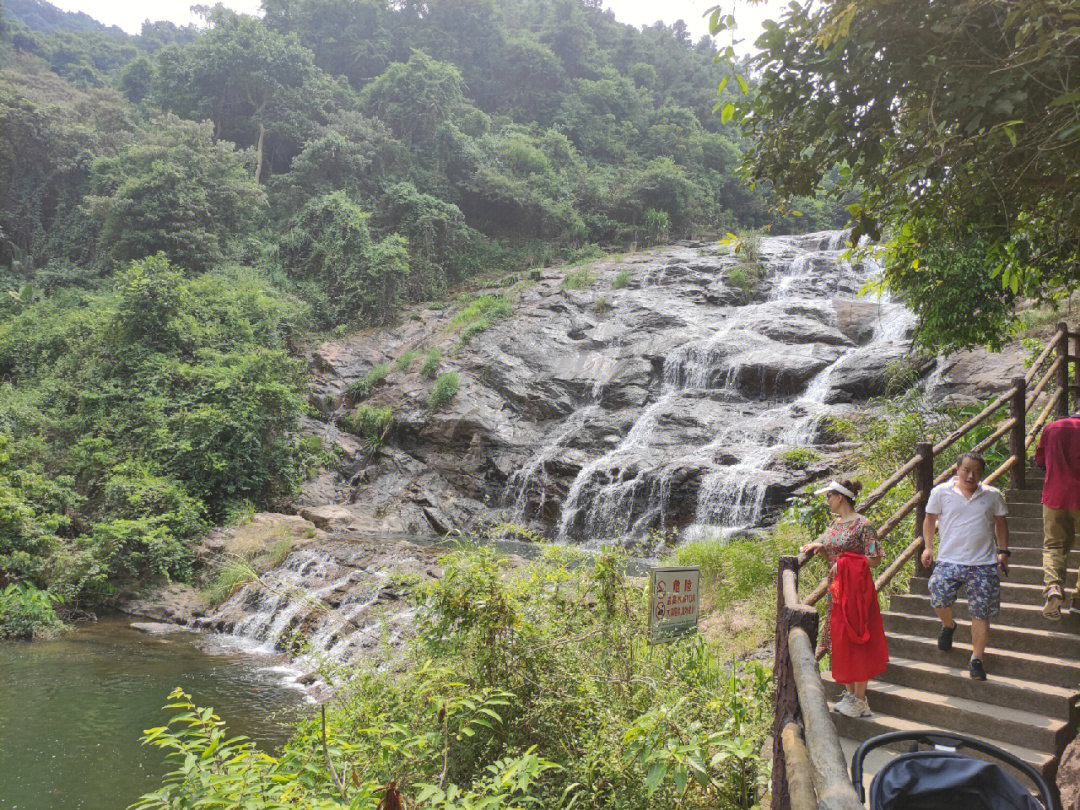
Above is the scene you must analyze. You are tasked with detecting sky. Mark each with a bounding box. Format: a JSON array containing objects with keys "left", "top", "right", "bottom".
[{"left": 45, "top": 0, "right": 780, "bottom": 51}]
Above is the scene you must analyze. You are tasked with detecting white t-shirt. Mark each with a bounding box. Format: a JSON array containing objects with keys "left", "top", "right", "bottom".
[{"left": 925, "top": 480, "right": 1008, "bottom": 566}]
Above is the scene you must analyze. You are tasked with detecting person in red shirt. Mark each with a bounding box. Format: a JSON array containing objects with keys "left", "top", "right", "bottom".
[{"left": 1034, "top": 411, "right": 1080, "bottom": 620}]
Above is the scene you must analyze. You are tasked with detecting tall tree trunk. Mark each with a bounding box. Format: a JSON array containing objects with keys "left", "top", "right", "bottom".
[{"left": 254, "top": 119, "right": 267, "bottom": 183}]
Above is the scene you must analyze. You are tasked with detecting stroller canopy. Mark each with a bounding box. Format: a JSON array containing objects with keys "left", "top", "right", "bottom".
[{"left": 870, "top": 751, "right": 1045, "bottom": 810}]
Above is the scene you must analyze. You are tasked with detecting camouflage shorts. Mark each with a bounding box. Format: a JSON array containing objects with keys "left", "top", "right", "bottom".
[{"left": 928, "top": 562, "right": 1000, "bottom": 620}]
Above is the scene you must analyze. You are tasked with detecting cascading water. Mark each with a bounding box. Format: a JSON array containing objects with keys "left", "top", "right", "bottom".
[{"left": 528, "top": 231, "right": 916, "bottom": 542}]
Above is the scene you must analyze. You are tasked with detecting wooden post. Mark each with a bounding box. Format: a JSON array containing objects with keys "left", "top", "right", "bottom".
[
  {"left": 913, "top": 441, "right": 933, "bottom": 578},
  {"left": 772, "top": 558, "right": 822, "bottom": 810},
  {"left": 1010, "top": 376, "right": 1027, "bottom": 490},
  {"left": 1057, "top": 323, "right": 1070, "bottom": 419},
  {"left": 1073, "top": 326, "right": 1079, "bottom": 416},
  {"left": 772, "top": 556, "right": 797, "bottom": 810}
]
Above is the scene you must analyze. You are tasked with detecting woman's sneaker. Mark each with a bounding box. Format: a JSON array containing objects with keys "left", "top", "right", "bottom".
[
  {"left": 831, "top": 692, "right": 854, "bottom": 713},
  {"left": 838, "top": 695, "right": 872, "bottom": 718}
]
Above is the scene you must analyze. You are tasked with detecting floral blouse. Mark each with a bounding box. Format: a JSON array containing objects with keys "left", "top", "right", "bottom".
[{"left": 820, "top": 515, "right": 881, "bottom": 576}]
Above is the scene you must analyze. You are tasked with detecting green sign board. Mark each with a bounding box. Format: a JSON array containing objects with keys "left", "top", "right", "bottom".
[{"left": 648, "top": 566, "right": 700, "bottom": 644}]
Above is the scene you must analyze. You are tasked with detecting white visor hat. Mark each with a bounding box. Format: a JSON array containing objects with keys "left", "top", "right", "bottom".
[{"left": 814, "top": 480, "right": 856, "bottom": 500}]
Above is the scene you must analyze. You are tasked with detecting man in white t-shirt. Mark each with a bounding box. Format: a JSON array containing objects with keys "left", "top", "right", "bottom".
[{"left": 920, "top": 451, "right": 1010, "bottom": 680}]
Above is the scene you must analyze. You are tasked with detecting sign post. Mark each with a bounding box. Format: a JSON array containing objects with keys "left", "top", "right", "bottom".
[{"left": 648, "top": 566, "right": 700, "bottom": 644}]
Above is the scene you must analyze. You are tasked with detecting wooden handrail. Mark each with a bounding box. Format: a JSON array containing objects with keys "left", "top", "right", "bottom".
[
  {"left": 931, "top": 388, "right": 1013, "bottom": 457},
  {"left": 1023, "top": 326, "right": 1064, "bottom": 385},
  {"left": 788, "top": 627, "right": 864, "bottom": 810},
  {"left": 859, "top": 454, "right": 924, "bottom": 513},
  {"left": 1026, "top": 389, "right": 1062, "bottom": 451},
  {"left": 1027, "top": 356, "right": 1063, "bottom": 408},
  {"left": 933, "top": 416, "right": 1016, "bottom": 486},
  {"left": 781, "top": 723, "right": 818, "bottom": 810}
]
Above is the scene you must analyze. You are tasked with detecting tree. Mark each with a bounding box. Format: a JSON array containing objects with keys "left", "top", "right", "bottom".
[
  {"left": 154, "top": 6, "right": 334, "bottom": 181},
  {"left": 279, "top": 191, "right": 410, "bottom": 325},
  {"left": 85, "top": 115, "right": 265, "bottom": 273},
  {"left": 743, "top": 0, "right": 1080, "bottom": 350},
  {"left": 360, "top": 50, "right": 465, "bottom": 144}
]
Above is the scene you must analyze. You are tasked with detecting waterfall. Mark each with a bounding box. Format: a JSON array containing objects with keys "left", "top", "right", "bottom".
[{"left": 545, "top": 232, "right": 915, "bottom": 542}]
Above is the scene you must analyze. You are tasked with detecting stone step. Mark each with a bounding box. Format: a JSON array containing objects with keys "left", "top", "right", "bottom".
[
  {"left": 822, "top": 676, "right": 1071, "bottom": 751},
  {"left": 883, "top": 611, "right": 1080, "bottom": 658},
  {"left": 997, "top": 529, "right": 1041, "bottom": 548},
  {"left": 829, "top": 711, "right": 1057, "bottom": 781},
  {"left": 1006, "top": 520, "right": 1041, "bottom": 540},
  {"left": 885, "top": 632, "right": 1080, "bottom": 689},
  {"left": 1008, "top": 490, "right": 1046, "bottom": 505},
  {"left": 911, "top": 576, "right": 1046, "bottom": 606},
  {"left": 1010, "top": 503, "right": 1047, "bottom": 519},
  {"left": 872, "top": 655, "right": 1079, "bottom": 718},
  {"left": 1008, "top": 547, "right": 1078, "bottom": 567},
  {"left": 992, "top": 563, "right": 1065, "bottom": 586},
  {"left": 891, "top": 592, "right": 1080, "bottom": 633}
]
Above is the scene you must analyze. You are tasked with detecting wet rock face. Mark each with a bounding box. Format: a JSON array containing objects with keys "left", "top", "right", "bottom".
[{"left": 302, "top": 232, "right": 920, "bottom": 543}]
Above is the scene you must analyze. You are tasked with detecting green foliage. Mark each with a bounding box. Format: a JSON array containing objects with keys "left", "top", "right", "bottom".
[
  {"left": 202, "top": 558, "right": 257, "bottom": 606},
  {"left": 594, "top": 296, "right": 612, "bottom": 313},
  {"left": 85, "top": 116, "right": 265, "bottom": 274},
  {"left": 612, "top": 270, "right": 631, "bottom": 289},
  {"left": 448, "top": 295, "right": 512, "bottom": 346},
  {"left": 725, "top": 262, "right": 765, "bottom": 299},
  {"left": 396, "top": 350, "right": 419, "bottom": 371},
  {"left": 0, "top": 582, "right": 62, "bottom": 639},
  {"left": 428, "top": 372, "right": 459, "bottom": 411},
  {"left": 421, "top": 348, "right": 442, "bottom": 379},
  {"left": 777, "top": 448, "right": 820, "bottom": 470},
  {"left": 560, "top": 267, "right": 594, "bottom": 290},
  {"left": 744, "top": 0, "right": 1080, "bottom": 350},
  {"left": 342, "top": 404, "right": 394, "bottom": 453},
  {"left": 643, "top": 208, "right": 670, "bottom": 246},
  {"left": 348, "top": 363, "right": 389, "bottom": 401},
  {"left": 279, "top": 191, "right": 410, "bottom": 327}
]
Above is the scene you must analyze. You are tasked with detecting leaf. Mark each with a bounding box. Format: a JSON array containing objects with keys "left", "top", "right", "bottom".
[
  {"left": 645, "top": 761, "right": 668, "bottom": 796},
  {"left": 736, "top": 74, "right": 749, "bottom": 95},
  {"left": 721, "top": 103, "right": 735, "bottom": 124}
]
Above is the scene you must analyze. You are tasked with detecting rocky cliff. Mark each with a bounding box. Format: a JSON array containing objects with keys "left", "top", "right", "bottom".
[{"left": 299, "top": 232, "right": 927, "bottom": 544}]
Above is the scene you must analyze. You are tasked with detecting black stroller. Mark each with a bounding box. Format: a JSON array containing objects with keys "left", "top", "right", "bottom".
[{"left": 851, "top": 731, "right": 1057, "bottom": 810}]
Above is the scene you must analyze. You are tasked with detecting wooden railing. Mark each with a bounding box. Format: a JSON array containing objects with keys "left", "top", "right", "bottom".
[{"left": 771, "top": 322, "right": 1079, "bottom": 810}]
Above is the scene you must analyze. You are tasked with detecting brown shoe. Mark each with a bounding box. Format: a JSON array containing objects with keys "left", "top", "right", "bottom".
[{"left": 1043, "top": 587, "right": 1063, "bottom": 621}]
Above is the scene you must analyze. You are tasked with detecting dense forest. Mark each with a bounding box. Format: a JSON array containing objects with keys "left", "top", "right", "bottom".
[{"left": 0, "top": 0, "right": 841, "bottom": 634}]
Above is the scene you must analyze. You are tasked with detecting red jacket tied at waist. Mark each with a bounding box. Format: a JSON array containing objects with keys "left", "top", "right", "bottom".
[{"left": 829, "top": 552, "right": 889, "bottom": 683}]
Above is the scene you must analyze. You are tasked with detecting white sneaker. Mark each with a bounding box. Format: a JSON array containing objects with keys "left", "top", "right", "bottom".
[
  {"left": 831, "top": 692, "right": 854, "bottom": 713},
  {"left": 838, "top": 695, "right": 872, "bottom": 718}
]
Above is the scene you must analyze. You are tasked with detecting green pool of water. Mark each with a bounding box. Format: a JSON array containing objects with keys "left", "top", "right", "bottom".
[{"left": 0, "top": 616, "right": 307, "bottom": 810}]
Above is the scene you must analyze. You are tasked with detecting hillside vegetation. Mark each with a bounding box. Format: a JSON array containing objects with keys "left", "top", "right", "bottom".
[{"left": 0, "top": 0, "right": 841, "bottom": 634}]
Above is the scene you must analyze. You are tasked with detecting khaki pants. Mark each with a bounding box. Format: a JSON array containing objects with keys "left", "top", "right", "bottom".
[{"left": 1043, "top": 505, "right": 1080, "bottom": 595}]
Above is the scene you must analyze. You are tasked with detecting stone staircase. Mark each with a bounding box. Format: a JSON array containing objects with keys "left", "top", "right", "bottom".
[{"left": 825, "top": 466, "right": 1080, "bottom": 782}]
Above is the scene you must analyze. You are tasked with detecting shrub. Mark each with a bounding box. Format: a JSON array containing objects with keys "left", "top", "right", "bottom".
[
  {"left": 594, "top": 296, "right": 612, "bottom": 313},
  {"left": 395, "top": 350, "right": 419, "bottom": 371},
  {"left": 448, "top": 294, "right": 512, "bottom": 331},
  {"left": 612, "top": 270, "right": 631, "bottom": 289},
  {"left": 349, "top": 363, "right": 389, "bottom": 401},
  {"left": 343, "top": 405, "right": 394, "bottom": 452},
  {"left": 778, "top": 447, "right": 820, "bottom": 469},
  {"left": 561, "top": 267, "right": 594, "bottom": 289},
  {"left": 0, "top": 583, "right": 63, "bottom": 639},
  {"left": 428, "top": 372, "right": 459, "bottom": 410},
  {"left": 726, "top": 262, "right": 765, "bottom": 298},
  {"left": 202, "top": 559, "right": 257, "bottom": 606},
  {"left": 420, "top": 349, "right": 441, "bottom": 379}
]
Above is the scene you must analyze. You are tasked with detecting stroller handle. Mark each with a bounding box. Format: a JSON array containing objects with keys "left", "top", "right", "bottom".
[{"left": 850, "top": 730, "right": 1056, "bottom": 810}]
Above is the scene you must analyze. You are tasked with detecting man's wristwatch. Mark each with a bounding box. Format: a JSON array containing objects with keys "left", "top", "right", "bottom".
[{"left": 997, "top": 549, "right": 1011, "bottom": 556}]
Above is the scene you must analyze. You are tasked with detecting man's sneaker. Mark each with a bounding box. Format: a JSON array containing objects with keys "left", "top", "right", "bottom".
[
  {"left": 937, "top": 622, "right": 956, "bottom": 651},
  {"left": 969, "top": 657, "right": 987, "bottom": 681},
  {"left": 1068, "top": 593, "right": 1080, "bottom": 614},
  {"left": 1043, "top": 587, "right": 1063, "bottom": 621},
  {"left": 838, "top": 695, "right": 872, "bottom": 718}
]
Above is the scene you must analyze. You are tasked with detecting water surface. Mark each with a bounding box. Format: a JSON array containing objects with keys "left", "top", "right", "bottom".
[{"left": 0, "top": 617, "right": 307, "bottom": 810}]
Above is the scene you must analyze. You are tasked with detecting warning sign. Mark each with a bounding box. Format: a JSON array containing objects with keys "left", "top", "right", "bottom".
[{"left": 648, "top": 566, "right": 700, "bottom": 644}]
